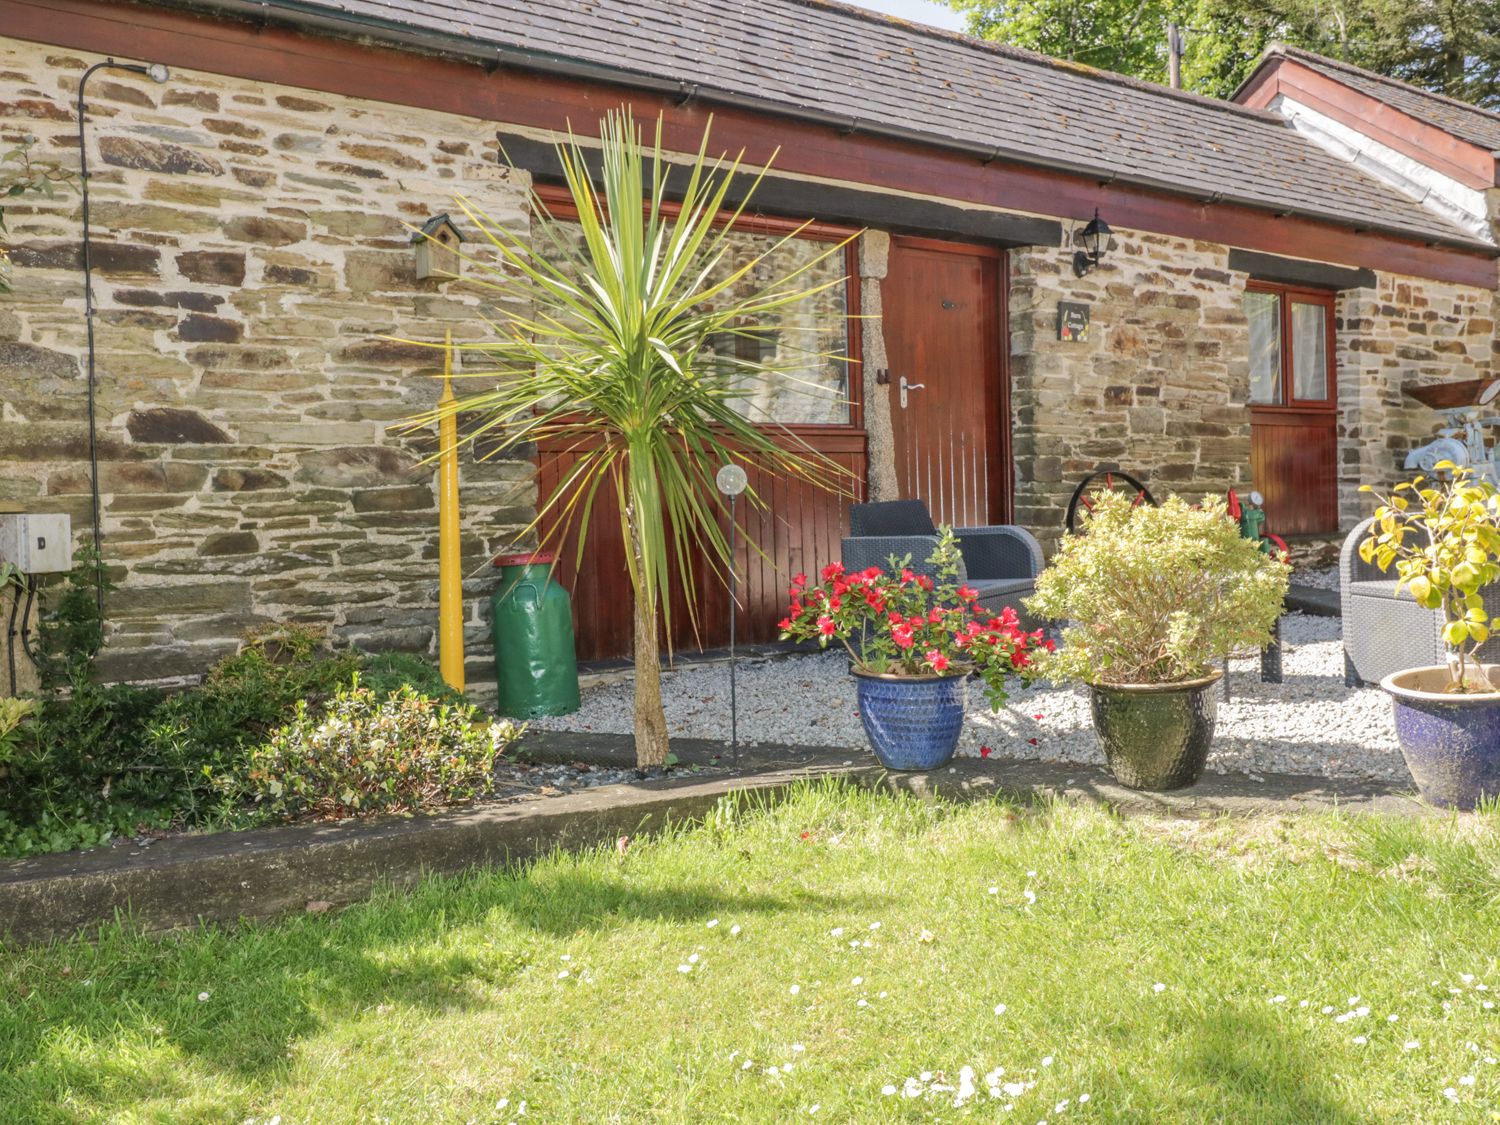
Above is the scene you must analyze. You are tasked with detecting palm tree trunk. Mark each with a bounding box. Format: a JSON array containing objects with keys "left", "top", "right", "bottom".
[{"left": 626, "top": 511, "right": 671, "bottom": 771}]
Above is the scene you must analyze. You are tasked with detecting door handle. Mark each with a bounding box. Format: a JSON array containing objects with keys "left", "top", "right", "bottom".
[{"left": 899, "top": 375, "right": 926, "bottom": 409}]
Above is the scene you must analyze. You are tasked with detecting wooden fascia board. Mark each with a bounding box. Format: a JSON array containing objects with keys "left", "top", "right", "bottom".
[
  {"left": 1240, "top": 58, "right": 1495, "bottom": 190},
  {"left": 6, "top": 0, "right": 1496, "bottom": 289}
]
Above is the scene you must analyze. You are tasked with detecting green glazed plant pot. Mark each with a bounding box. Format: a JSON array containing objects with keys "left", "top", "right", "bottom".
[{"left": 1088, "top": 671, "right": 1222, "bottom": 791}]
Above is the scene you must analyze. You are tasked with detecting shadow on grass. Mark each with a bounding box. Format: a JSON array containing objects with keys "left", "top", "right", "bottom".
[
  {"left": 0, "top": 864, "right": 862, "bottom": 1120},
  {"left": 1161, "top": 1000, "right": 1369, "bottom": 1123}
]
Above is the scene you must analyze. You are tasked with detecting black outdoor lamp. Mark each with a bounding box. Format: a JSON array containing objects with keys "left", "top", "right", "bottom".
[{"left": 1072, "top": 209, "right": 1111, "bottom": 277}]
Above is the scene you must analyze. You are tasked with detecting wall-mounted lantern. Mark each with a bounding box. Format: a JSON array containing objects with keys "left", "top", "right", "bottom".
[
  {"left": 1072, "top": 209, "right": 1111, "bottom": 277},
  {"left": 412, "top": 213, "right": 464, "bottom": 281}
]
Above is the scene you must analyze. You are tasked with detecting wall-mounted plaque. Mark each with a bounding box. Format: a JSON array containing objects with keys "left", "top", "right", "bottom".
[{"left": 1057, "top": 301, "right": 1091, "bottom": 342}]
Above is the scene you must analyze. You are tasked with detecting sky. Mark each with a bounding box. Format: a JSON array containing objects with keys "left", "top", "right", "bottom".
[{"left": 848, "top": 0, "right": 967, "bottom": 32}]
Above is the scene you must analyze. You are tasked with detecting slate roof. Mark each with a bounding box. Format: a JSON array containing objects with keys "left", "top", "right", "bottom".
[
  {"left": 1254, "top": 45, "right": 1500, "bottom": 154},
  {"left": 180, "top": 0, "right": 1490, "bottom": 250}
]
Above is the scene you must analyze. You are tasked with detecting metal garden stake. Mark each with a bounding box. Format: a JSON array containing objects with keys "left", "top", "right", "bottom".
[{"left": 716, "top": 463, "right": 749, "bottom": 767}]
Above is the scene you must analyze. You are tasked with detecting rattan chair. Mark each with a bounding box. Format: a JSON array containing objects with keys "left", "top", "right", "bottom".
[
  {"left": 1341, "top": 516, "right": 1500, "bottom": 686},
  {"left": 840, "top": 499, "right": 1045, "bottom": 626}
]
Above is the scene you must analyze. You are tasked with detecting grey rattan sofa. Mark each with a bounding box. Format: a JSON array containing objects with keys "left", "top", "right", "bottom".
[
  {"left": 1341, "top": 516, "right": 1500, "bottom": 686},
  {"left": 840, "top": 500, "right": 1045, "bottom": 626}
]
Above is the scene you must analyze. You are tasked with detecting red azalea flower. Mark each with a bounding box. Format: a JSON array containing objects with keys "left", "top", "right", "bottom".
[
  {"left": 925, "top": 649, "right": 949, "bottom": 672},
  {"left": 999, "top": 606, "right": 1019, "bottom": 627},
  {"left": 927, "top": 608, "right": 944, "bottom": 625},
  {"left": 955, "top": 633, "right": 970, "bottom": 649},
  {"left": 777, "top": 617, "right": 792, "bottom": 631},
  {"left": 820, "top": 562, "right": 845, "bottom": 581},
  {"left": 817, "top": 614, "right": 836, "bottom": 636},
  {"left": 980, "top": 745, "right": 993, "bottom": 758},
  {"left": 891, "top": 623, "right": 915, "bottom": 649},
  {"left": 901, "top": 567, "right": 917, "bottom": 584},
  {"left": 862, "top": 566, "right": 884, "bottom": 582},
  {"left": 791, "top": 573, "right": 807, "bottom": 589},
  {"left": 917, "top": 575, "right": 934, "bottom": 590},
  {"left": 958, "top": 585, "right": 979, "bottom": 602}
]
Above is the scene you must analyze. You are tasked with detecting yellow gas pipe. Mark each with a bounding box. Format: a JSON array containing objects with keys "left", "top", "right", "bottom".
[{"left": 437, "top": 330, "right": 464, "bottom": 692}]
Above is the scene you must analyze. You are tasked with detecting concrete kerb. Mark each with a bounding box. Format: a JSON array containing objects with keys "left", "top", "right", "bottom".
[{"left": 0, "top": 731, "right": 1429, "bottom": 948}]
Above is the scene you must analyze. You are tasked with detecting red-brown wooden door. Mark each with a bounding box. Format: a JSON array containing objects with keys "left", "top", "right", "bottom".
[
  {"left": 1245, "top": 283, "right": 1338, "bottom": 535},
  {"left": 882, "top": 237, "right": 1010, "bottom": 526}
]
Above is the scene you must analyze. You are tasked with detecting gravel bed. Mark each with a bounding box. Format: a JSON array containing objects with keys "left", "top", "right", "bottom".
[
  {"left": 537, "top": 613, "right": 1407, "bottom": 784},
  {"left": 1294, "top": 565, "right": 1340, "bottom": 592}
]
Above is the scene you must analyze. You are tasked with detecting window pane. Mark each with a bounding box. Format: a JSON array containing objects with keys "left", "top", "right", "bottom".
[
  {"left": 543, "top": 219, "right": 851, "bottom": 424},
  {"left": 1291, "top": 301, "right": 1329, "bottom": 401},
  {"left": 1244, "top": 291, "right": 1281, "bottom": 405},
  {"left": 701, "top": 232, "right": 850, "bottom": 424}
]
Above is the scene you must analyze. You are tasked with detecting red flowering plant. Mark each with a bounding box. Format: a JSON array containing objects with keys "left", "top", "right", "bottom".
[{"left": 778, "top": 527, "right": 1049, "bottom": 709}]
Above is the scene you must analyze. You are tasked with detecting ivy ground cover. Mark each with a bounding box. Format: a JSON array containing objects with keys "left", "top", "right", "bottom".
[{"left": 4, "top": 782, "right": 1500, "bottom": 1122}]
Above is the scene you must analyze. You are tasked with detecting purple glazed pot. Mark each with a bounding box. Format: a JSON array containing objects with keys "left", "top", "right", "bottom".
[{"left": 1381, "top": 664, "right": 1500, "bottom": 811}]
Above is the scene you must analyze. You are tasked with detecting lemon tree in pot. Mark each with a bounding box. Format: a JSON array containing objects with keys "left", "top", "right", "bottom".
[
  {"left": 1360, "top": 463, "right": 1500, "bottom": 809},
  {"left": 1026, "top": 492, "right": 1289, "bottom": 791}
]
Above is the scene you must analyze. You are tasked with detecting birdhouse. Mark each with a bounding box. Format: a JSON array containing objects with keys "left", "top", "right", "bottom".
[{"left": 411, "top": 213, "right": 464, "bottom": 281}]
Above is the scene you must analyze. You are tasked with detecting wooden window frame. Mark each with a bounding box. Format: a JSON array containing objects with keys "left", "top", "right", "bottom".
[
  {"left": 1245, "top": 280, "right": 1337, "bottom": 416},
  {"left": 531, "top": 183, "right": 864, "bottom": 433}
]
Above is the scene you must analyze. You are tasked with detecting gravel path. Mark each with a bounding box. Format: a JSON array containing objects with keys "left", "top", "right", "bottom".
[{"left": 536, "top": 613, "right": 1407, "bottom": 784}]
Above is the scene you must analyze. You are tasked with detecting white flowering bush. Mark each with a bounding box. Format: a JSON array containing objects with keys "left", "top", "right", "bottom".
[
  {"left": 245, "top": 680, "right": 521, "bottom": 820},
  {"left": 1026, "top": 491, "right": 1290, "bottom": 685}
]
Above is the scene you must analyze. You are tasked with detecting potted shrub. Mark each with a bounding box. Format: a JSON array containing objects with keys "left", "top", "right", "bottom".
[
  {"left": 1025, "top": 492, "right": 1289, "bottom": 790},
  {"left": 1360, "top": 463, "right": 1500, "bottom": 809},
  {"left": 779, "top": 529, "right": 1045, "bottom": 770}
]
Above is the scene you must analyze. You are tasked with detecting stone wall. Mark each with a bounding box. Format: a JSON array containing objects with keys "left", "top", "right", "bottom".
[
  {"left": 1009, "top": 227, "right": 1254, "bottom": 549},
  {"left": 1335, "top": 276, "right": 1497, "bottom": 526},
  {"left": 1009, "top": 223, "right": 1495, "bottom": 551},
  {"left": 0, "top": 39, "right": 533, "bottom": 686}
]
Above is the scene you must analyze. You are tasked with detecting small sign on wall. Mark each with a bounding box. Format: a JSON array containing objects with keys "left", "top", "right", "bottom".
[{"left": 1057, "top": 301, "right": 1091, "bottom": 342}]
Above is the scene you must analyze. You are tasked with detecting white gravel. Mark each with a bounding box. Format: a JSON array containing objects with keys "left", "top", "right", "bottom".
[{"left": 536, "top": 613, "right": 1407, "bottom": 784}]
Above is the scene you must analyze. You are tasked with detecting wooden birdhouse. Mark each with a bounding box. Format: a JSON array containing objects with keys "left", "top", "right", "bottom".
[{"left": 412, "top": 213, "right": 464, "bottom": 281}]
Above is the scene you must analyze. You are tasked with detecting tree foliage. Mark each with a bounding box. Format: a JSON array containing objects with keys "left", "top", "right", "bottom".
[{"left": 944, "top": 0, "right": 1500, "bottom": 105}]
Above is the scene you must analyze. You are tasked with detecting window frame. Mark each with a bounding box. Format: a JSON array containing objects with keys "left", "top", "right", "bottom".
[
  {"left": 1244, "top": 280, "right": 1337, "bottom": 414},
  {"left": 531, "top": 182, "right": 864, "bottom": 433}
]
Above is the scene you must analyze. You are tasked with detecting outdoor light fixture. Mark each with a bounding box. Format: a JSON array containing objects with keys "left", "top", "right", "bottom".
[
  {"left": 75, "top": 58, "right": 170, "bottom": 612},
  {"left": 1072, "top": 209, "right": 1111, "bottom": 277}
]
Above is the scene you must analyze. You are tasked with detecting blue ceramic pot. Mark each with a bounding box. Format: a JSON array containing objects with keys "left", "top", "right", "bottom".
[
  {"left": 1382, "top": 664, "right": 1500, "bottom": 810},
  {"left": 853, "top": 670, "right": 966, "bottom": 770}
]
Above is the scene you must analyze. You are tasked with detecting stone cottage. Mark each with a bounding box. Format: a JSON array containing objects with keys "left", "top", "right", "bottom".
[{"left": 1, "top": 0, "right": 1496, "bottom": 681}]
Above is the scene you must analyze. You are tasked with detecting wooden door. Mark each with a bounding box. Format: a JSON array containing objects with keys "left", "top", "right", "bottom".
[
  {"left": 1245, "top": 284, "right": 1338, "bottom": 535},
  {"left": 882, "top": 237, "right": 1010, "bottom": 526}
]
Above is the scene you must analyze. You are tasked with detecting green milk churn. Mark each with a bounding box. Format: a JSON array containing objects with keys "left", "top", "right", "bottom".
[{"left": 491, "top": 552, "right": 581, "bottom": 718}]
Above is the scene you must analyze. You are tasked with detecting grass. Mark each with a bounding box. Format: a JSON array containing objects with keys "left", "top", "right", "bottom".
[{"left": 4, "top": 782, "right": 1500, "bottom": 1123}]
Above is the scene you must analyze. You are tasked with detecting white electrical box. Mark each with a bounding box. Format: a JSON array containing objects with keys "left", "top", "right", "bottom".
[{"left": 0, "top": 513, "right": 73, "bottom": 574}]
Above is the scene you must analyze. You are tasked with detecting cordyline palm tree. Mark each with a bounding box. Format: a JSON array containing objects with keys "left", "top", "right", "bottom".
[{"left": 411, "top": 111, "right": 854, "bottom": 771}]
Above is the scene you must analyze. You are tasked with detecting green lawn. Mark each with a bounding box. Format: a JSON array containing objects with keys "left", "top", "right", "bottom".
[{"left": 4, "top": 783, "right": 1500, "bottom": 1123}]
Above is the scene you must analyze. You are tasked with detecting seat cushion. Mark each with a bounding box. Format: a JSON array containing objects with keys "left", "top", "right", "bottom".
[
  {"left": 849, "top": 499, "right": 937, "bottom": 538},
  {"left": 970, "top": 578, "right": 1034, "bottom": 598}
]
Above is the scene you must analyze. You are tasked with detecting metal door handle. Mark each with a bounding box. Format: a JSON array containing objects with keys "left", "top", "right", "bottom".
[{"left": 899, "top": 375, "right": 926, "bottom": 409}]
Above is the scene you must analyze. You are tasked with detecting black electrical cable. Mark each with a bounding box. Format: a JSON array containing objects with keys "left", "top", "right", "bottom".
[
  {"left": 75, "top": 58, "right": 170, "bottom": 618},
  {"left": 5, "top": 579, "right": 20, "bottom": 697}
]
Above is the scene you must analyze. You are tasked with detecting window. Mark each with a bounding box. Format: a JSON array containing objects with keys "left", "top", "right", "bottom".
[
  {"left": 534, "top": 189, "right": 858, "bottom": 426},
  {"left": 1243, "top": 284, "right": 1333, "bottom": 407}
]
